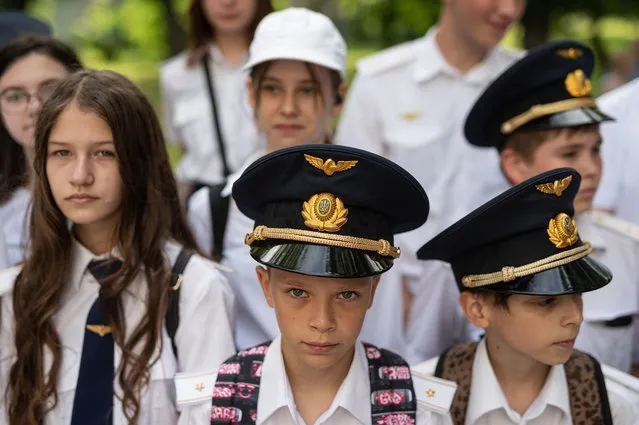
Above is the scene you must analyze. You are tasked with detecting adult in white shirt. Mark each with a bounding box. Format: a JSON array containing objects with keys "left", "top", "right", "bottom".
[
  {"left": 0, "top": 35, "right": 83, "bottom": 266},
  {"left": 0, "top": 70, "right": 236, "bottom": 425},
  {"left": 336, "top": 0, "right": 526, "bottom": 249},
  {"left": 188, "top": 8, "right": 406, "bottom": 355},
  {"left": 160, "top": 0, "right": 272, "bottom": 203},
  {"left": 594, "top": 77, "right": 639, "bottom": 224},
  {"left": 207, "top": 144, "right": 450, "bottom": 425},
  {"left": 413, "top": 168, "right": 637, "bottom": 425}
]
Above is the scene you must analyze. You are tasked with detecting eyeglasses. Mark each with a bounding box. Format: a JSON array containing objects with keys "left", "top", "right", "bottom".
[{"left": 0, "top": 83, "right": 59, "bottom": 115}]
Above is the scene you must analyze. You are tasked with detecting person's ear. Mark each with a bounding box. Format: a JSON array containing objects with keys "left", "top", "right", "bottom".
[
  {"left": 255, "top": 266, "right": 274, "bottom": 308},
  {"left": 500, "top": 147, "right": 531, "bottom": 185},
  {"left": 459, "top": 291, "right": 491, "bottom": 329}
]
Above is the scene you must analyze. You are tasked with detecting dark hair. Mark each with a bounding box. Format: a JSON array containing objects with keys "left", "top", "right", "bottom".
[
  {"left": 503, "top": 124, "right": 600, "bottom": 161},
  {"left": 186, "top": 0, "right": 274, "bottom": 67},
  {"left": 468, "top": 288, "right": 512, "bottom": 310},
  {"left": 0, "top": 35, "right": 82, "bottom": 204},
  {"left": 7, "top": 70, "right": 198, "bottom": 425}
]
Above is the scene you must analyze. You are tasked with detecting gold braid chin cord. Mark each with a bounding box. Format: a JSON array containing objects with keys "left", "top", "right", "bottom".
[
  {"left": 462, "top": 242, "right": 592, "bottom": 288},
  {"left": 245, "top": 225, "right": 401, "bottom": 258}
]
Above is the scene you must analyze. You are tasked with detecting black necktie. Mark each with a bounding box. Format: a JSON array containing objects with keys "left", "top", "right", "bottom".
[{"left": 70, "top": 259, "right": 123, "bottom": 425}]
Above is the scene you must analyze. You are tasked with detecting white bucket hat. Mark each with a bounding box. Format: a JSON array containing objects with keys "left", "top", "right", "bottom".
[{"left": 243, "top": 7, "right": 347, "bottom": 80}]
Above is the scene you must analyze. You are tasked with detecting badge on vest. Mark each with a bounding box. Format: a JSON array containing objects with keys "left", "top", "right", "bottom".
[{"left": 411, "top": 370, "right": 457, "bottom": 414}]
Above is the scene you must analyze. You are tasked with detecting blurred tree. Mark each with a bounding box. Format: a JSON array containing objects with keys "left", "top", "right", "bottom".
[{"left": 158, "top": 0, "right": 187, "bottom": 56}]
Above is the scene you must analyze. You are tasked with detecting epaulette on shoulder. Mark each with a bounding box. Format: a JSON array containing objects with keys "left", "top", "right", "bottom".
[
  {"left": 411, "top": 369, "right": 457, "bottom": 414},
  {"left": 175, "top": 369, "right": 218, "bottom": 407},
  {"left": 588, "top": 211, "right": 639, "bottom": 243},
  {"left": 356, "top": 40, "right": 418, "bottom": 77}
]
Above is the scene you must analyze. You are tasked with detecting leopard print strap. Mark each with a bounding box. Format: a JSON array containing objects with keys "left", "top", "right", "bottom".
[
  {"left": 434, "top": 342, "right": 478, "bottom": 425},
  {"left": 564, "top": 350, "right": 613, "bottom": 425}
]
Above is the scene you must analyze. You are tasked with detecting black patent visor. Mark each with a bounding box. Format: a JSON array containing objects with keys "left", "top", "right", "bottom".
[
  {"left": 250, "top": 243, "right": 394, "bottom": 278},
  {"left": 523, "top": 106, "right": 614, "bottom": 133}
]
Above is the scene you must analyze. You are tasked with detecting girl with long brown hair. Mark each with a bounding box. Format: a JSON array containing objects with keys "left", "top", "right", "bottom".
[
  {"left": 0, "top": 35, "right": 82, "bottom": 266},
  {"left": 0, "top": 70, "right": 236, "bottom": 425},
  {"left": 160, "top": 0, "right": 273, "bottom": 205}
]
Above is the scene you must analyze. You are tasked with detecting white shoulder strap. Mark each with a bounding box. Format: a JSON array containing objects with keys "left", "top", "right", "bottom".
[
  {"left": 588, "top": 211, "right": 639, "bottom": 242},
  {"left": 356, "top": 40, "right": 418, "bottom": 76},
  {"left": 175, "top": 370, "right": 218, "bottom": 408},
  {"left": 411, "top": 369, "right": 457, "bottom": 414}
]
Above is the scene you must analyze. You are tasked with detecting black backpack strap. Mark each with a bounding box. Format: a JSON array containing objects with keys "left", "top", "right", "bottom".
[
  {"left": 201, "top": 54, "right": 231, "bottom": 178},
  {"left": 166, "top": 248, "right": 194, "bottom": 360},
  {"left": 363, "top": 343, "right": 417, "bottom": 424},
  {"left": 208, "top": 183, "right": 231, "bottom": 262},
  {"left": 211, "top": 342, "right": 271, "bottom": 424}
]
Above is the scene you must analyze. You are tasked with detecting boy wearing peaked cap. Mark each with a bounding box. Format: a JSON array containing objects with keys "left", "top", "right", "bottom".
[
  {"left": 413, "top": 168, "right": 638, "bottom": 425},
  {"left": 201, "top": 145, "right": 452, "bottom": 425},
  {"left": 463, "top": 39, "right": 639, "bottom": 374}
]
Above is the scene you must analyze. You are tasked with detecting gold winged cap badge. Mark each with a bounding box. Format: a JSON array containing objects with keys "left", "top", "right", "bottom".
[
  {"left": 535, "top": 176, "right": 573, "bottom": 197},
  {"left": 304, "top": 154, "right": 358, "bottom": 176}
]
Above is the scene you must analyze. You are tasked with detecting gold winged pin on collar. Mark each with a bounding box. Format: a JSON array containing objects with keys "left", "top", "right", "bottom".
[
  {"left": 304, "top": 154, "right": 358, "bottom": 176},
  {"left": 535, "top": 175, "right": 573, "bottom": 197}
]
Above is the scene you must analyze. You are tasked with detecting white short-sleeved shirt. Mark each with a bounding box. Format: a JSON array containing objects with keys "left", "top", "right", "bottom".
[
  {"left": 0, "top": 238, "right": 237, "bottom": 425},
  {"left": 159, "top": 46, "right": 263, "bottom": 185},
  {"left": 188, "top": 157, "right": 409, "bottom": 355},
  {"left": 577, "top": 212, "right": 639, "bottom": 321},
  {"left": 0, "top": 187, "right": 31, "bottom": 266},
  {"left": 336, "top": 27, "right": 522, "bottom": 251},
  {"left": 413, "top": 339, "right": 639, "bottom": 425},
  {"left": 594, "top": 77, "right": 639, "bottom": 223},
  {"left": 253, "top": 336, "right": 443, "bottom": 425}
]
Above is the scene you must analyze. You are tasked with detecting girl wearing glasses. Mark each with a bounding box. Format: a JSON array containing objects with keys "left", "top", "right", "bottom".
[{"left": 0, "top": 35, "right": 82, "bottom": 266}]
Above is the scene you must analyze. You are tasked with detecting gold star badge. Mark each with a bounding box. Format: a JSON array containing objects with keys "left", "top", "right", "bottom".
[
  {"left": 304, "top": 154, "right": 358, "bottom": 176},
  {"left": 195, "top": 383, "right": 206, "bottom": 392},
  {"left": 535, "top": 175, "right": 573, "bottom": 197},
  {"left": 426, "top": 388, "right": 436, "bottom": 398}
]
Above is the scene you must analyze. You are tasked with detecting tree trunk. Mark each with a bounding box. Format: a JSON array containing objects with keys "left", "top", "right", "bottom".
[
  {"left": 157, "top": 0, "right": 187, "bottom": 57},
  {"left": 521, "top": 7, "right": 551, "bottom": 49}
]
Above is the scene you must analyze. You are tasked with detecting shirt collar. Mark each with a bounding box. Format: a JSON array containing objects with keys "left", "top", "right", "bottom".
[
  {"left": 209, "top": 44, "right": 249, "bottom": 69},
  {"left": 576, "top": 212, "right": 607, "bottom": 252},
  {"left": 256, "top": 336, "right": 370, "bottom": 425},
  {"left": 467, "top": 339, "right": 571, "bottom": 424},
  {"left": 413, "top": 27, "right": 518, "bottom": 86},
  {"left": 69, "top": 236, "right": 124, "bottom": 291},
  {"left": 221, "top": 149, "right": 266, "bottom": 197}
]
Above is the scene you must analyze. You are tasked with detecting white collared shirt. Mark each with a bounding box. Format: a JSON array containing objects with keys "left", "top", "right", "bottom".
[
  {"left": 414, "top": 339, "right": 639, "bottom": 425},
  {"left": 577, "top": 212, "right": 639, "bottom": 321},
  {"left": 336, "top": 27, "right": 521, "bottom": 253},
  {"left": 159, "top": 45, "right": 263, "bottom": 185},
  {"left": 595, "top": 78, "right": 639, "bottom": 224},
  {"left": 187, "top": 154, "right": 409, "bottom": 355},
  {"left": 0, "top": 187, "right": 31, "bottom": 266},
  {"left": 0, "top": 238, "right": 237, "bottom": 425},
  {"left": 256, "top": 336, "right": 439, "bottom": 425}
]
